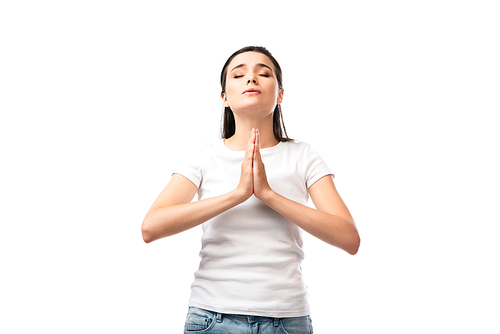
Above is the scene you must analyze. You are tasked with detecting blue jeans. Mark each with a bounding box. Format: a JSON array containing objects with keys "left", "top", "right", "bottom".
[{"left": 184, "top": 307, "right": 313, "bottom": 334}]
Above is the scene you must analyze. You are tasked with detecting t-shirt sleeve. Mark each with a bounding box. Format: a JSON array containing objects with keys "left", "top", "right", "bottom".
[
  {"left": 171, "top": 143, "right": 205, "bottom": 189},
  {"left": 303, "top": 144, "right": 334, "bottom": 189}
]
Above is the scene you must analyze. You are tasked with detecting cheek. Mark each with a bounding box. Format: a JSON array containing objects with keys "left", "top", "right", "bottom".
[
  {"left": 267, "top": 87, "right": 279, "bottom": 102},
  {"left": 225, "top": 82, "right": 241, "bottom": 102}
]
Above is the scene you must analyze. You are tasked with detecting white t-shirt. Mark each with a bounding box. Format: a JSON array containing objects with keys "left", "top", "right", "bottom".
[{"left": 175, "top": 139, "right": 333, "bottom": 317}]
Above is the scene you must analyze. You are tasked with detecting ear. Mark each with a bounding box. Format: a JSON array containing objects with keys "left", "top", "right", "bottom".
[
  {"left": 221, "top": 92, "right": 229, "bottom": 107},
  {"left": 277, "top": 89, "right": 284, "bottom": 104}
]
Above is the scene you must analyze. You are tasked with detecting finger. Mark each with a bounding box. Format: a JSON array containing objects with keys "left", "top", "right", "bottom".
[
  {"left": 247, "top": 128, "right": 254, "bottom": 148},
  {"left": 253, "top": 130, "right": 262, "bottom": 165},
  {"left": 245, "top": 129, "right": 255, "bottom": 166}
]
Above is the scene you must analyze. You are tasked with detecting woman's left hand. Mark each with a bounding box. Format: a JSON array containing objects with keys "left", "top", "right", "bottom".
[
  {"left": 249, "top": 129, "right": 359, "bottom": 254},
  {"left": 252, "top": 129, "right": 274, "bottom": 202}
]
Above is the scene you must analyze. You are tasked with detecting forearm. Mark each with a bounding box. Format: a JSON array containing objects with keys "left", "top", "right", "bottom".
[
  {"left": 142, "top": 190, "right": 245, "bottom": 243},
  {"left": 261, "top": 191, "right": 360, "bottom": 255}
]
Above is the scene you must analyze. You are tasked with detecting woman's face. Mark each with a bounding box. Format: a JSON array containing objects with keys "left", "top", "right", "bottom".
[{"left": 222, "top": 51, "right": 283, "bottom": 118}]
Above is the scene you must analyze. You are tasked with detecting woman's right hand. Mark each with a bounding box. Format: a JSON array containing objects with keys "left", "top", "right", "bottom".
[
  {"left": 235, "top": 128, "right": 256, "bottom": 202},
  {"left": 142, "top": 129, "right": 258, "bottom": 243}
]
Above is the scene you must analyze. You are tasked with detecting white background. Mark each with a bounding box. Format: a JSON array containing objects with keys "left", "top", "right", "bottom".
[{"left": 1, "top": 1, "right": 499, "bottom": 333}]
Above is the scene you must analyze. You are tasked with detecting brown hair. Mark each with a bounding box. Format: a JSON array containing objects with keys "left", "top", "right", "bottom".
[{"left": 220, "top": 46, "right": 291, "bottom": 142}]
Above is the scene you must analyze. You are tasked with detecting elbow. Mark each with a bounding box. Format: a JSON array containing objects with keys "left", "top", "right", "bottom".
[
  {"left": 347, "top": 234, "right": 361, "bottom": 255},
  {"left": 348, "top": 245, "right": 359, "bottom": 256},
  {"left": 341, "top": 228, "right": 360, "bottom": 255},
  {"left": 345, "top": 220, "right": 360, "bottom": 255},
  {"left": 142, "top": 232, "right": 153, "bottom": 244},
  {"left": 142, "top": 229, "right": 153, "bottom": 244},
  {"left": 141, "top": 219, "right": 154, "bottom": 244}
]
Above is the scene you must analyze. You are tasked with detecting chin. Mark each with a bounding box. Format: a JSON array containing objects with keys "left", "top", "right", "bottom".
[{"left": 233, "top": 101, "right": 275, "bottom": 112}]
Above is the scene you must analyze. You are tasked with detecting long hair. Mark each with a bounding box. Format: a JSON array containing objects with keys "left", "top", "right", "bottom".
[{"left": 220, "top": 46, "right": 291, "bottom": 142}]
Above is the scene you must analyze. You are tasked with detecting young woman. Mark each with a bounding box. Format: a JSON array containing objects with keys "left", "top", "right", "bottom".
[{"left": 142, "top": 46, "right": 360, "bottom": 334}]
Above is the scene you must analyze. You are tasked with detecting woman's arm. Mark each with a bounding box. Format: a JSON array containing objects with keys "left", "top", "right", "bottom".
[
  {"left": 252, "top": 130, "right": 360, "bottom": 255},
  {"left": 142, "top": 132, "right": 257, "bottom": 243},
  {"left": 141, "top": 174, "right": 243, "bottom": 243},
  {"left": 260, "top": 176, "right": 360, "bottom": 255}
]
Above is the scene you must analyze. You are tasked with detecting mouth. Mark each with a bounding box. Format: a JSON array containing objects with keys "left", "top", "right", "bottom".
[{"left": 242, "top": 88, "right": 261, "bottom": 95}]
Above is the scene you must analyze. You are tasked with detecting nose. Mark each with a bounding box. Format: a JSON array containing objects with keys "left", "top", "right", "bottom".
[{"left": 247, "top": 78, "right": 257, "bottom": 85}]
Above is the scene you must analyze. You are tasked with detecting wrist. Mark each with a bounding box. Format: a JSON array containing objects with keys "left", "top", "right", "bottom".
[
  {"left": 257, "top": 189, "right": 277, "bottom": 206},
  {"left": 232, "top": 188, "right": 252, "bottom": 205}
]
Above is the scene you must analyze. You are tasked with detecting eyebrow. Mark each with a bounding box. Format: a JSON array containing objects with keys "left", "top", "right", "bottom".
[{"left": 230, "top": 63, "right": 273, "bottom": 73}]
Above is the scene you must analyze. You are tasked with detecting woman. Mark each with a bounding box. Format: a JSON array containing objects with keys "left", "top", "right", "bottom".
[{"left": 142, "top": 46, "right": 360, "bottom": 334}]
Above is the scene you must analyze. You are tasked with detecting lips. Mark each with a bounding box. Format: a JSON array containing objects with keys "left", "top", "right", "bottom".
[{"left": 242, "top": 88, "right": 261, "bottom": 94}]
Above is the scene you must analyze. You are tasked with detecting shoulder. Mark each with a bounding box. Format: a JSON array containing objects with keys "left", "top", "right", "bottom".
[
  {"left": 283, "top": 139, "right": 333, "bottom": 178},
  {"left": 275, "top": 140, "right": 328, "bottom": 167},
  {"left": 279, "top": 139, "right": 318, "bottom": 156},
  {"left": 280, "top": 139, "right": 310, "bottom": 150},
  {"left": 175, "top": 139, "right": 217, "bottom": 170}
]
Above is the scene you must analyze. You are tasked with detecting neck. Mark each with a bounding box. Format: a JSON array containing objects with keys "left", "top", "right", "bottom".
[{"left": 224, "top": 115, "right": 278, "bottom": 151}]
